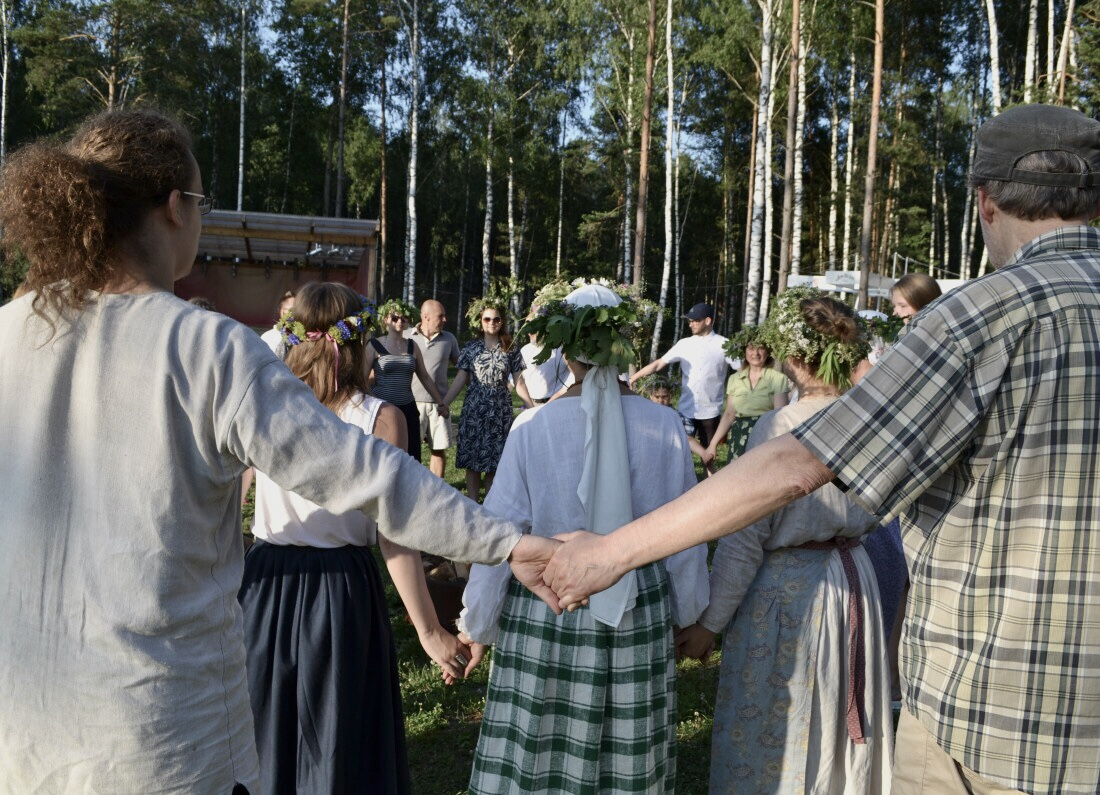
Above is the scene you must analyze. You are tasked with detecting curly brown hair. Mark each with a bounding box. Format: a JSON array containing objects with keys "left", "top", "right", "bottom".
[
  {"left": 0, "top": 110, "right": 195, "bottom": 325},
  {"left": 283, "top": 282, "right": 371, "bottom": 412}
]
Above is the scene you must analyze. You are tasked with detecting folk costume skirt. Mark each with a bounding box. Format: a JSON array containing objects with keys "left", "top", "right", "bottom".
[
  {"left": 470, "top": 562, "right": 677, "bottom": 795},
  {"left": 708, "top": 545, "right": 893, "bottom": 795},
  {"left": 238, "top": 540, "right": 411, "bottom": 795}
]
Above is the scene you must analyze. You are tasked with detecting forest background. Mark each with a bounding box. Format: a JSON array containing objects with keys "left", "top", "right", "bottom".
[{"left": 1, "top": 0, "right": 1099, "bottom": 352}]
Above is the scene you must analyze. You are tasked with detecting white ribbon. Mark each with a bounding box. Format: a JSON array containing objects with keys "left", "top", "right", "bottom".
[{"left": 566, "top": 284, "right": 637, "bottom": 627}]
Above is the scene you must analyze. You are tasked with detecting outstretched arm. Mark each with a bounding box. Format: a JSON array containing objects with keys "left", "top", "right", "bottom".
[
  {"left": 546, "top": 432, "right": 834, "bottom": 608},
  {"left": 628, "top": 357, "right": 667, "bottom": 388}
]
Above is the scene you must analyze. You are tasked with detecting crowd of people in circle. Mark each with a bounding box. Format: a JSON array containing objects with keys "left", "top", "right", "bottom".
[{"left": 4, "top": 102, "right": 1100, "bottom": 795}]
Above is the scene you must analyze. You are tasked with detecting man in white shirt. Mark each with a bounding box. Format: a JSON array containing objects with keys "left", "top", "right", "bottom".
[
  {"left": 405, "top": 299, "right": 460, "bottom": 478},
  {"left": 629, "top": 302, "right": 729, "bottom": 474},
  {"left": 517, "top": 332, "right": 572, "bottom": 403}
]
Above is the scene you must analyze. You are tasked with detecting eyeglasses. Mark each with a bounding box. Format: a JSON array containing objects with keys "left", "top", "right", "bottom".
[
  {"left": 481, "top": 317, "right": 502, "bottom": 324},
  {"left": 182, "top": 191, "right": 214, "bottom": 215}
]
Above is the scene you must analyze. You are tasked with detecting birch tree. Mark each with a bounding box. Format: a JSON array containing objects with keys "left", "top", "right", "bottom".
[{"left": 745, "top": 0, "right": 774, "bottom": 324}]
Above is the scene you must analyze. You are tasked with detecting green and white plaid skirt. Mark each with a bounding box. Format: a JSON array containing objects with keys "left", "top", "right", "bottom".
[{"left": 469, "top": 563, "right": 677, "bottom": 795}]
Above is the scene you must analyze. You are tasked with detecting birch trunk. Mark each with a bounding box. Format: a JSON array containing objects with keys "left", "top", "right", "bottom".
[
  {"left": 482, "top": 115, "right": 494, "bottom": 293},
  {"left": 1024, "top": 0, "right": 1037, "bottom": 103},
  {"left": 1056, "top": 0, "right": 1076, "bottom": 102},
  {"left": 396, "top": 0, "right": 421, "bottom": 301},
  {"left": 652, "top": 0, "right": 674, "bottom": 360},
  {"left": 0, "top": 0, "right": 11, "bottom": 165},
  {"left": 791, "top": 15, "right": 807, "bottom": 276},
  {"left": 1047, "top": 0, "right": 1055, "bottom": 100},
  {"left": 842, "top": 51, "right": 856, "bottom": 271},
  {"left": 555, "top": 113, "right": 566, "bottom": 277},
  {"left": 237, "top": 3, "right": 246, "bottom": 211},
  {"left": 508, "top": 155, "right": 519, "bottom": 317},
  {"left": 857, "top": 0, "right": 883, "bottom": 310},
  {"left": 777, "top": 0, "right": 800, "bottom": 293},
  {"left": 828, "top": 96, "right": 839, "bottom": 268},
  {"left": 760, "top": 40, "right": 779, "bottom": 320},
  {"left": 745, "top": 0, "right": 772, "bottom": 325},
  {"left": 984, "top": 0, "right": 1002, "bottom": 112}
]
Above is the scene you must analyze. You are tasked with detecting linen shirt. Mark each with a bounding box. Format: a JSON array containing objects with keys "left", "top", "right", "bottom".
[
  {"left": 0, "top": 292, "right": 523, "bottom": 793},
  {"left": 792, "top": 225, "right": 1100, "bottom": 795},
  {"left": 724, "top": 366, "right": 790, "bottom": 418},
  {"left": 661, "top": 331, "right": 730, "bottom": 419},
  {"left": 518, "top": 342, "right": 571, "bottom": 400}
]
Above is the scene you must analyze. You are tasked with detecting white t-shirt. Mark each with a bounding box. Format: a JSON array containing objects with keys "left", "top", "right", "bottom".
[
  {"left": 662, "top": 331, "right": 730, "bottom": 419},
  {"left": 0, "top": 292, "right": 522, "bottom": 793},
  {"left": 252, "top": 394, "right": 385, "bottom": 548},
  {"left": 519, "top": 342, "right": 572, "bottom": 400}
]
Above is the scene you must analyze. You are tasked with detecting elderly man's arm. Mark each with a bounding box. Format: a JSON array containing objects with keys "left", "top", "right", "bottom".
[{"left": 545, "top": 432, "right": 834, "bottom": 607}]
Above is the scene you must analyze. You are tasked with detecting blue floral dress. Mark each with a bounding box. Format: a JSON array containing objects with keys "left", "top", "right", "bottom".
[{"left": 455, "top": 340, "right": 524, "bottom": 472}]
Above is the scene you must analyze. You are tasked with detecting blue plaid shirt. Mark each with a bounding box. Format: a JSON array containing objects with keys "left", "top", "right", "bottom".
[{"left": 793, "top": 225, "right": 1100, "bottom": 795}]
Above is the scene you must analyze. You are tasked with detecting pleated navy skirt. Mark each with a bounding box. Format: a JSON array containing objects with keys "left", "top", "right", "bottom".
[{"left": 238, "top": 540, "right": 411, "bottom": 795}]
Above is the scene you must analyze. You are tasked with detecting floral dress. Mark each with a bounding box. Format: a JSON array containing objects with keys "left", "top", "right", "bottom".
[{"left": 455, "top": 339, "right": 524, "bottom": 472}]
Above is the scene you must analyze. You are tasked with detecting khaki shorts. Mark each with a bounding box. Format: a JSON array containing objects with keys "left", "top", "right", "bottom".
[{"left": 416, "top": 401, "right": 454, "bottom": 451}]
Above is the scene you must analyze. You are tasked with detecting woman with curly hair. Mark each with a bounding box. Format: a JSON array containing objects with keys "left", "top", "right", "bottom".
[
  {"left": 366, "top": 297, "right": 450, "bottom": 457},
  {"left": 0, "top": 109, "right": 557, "bottom": 793},
  {"left": 443, "top": 299, "right": 532, "bottom": 500},
  {"left": 677, "top": 289, "right": 892, "bottom": 794}
]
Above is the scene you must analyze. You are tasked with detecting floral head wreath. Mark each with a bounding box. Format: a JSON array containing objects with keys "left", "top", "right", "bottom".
[
  {"left": 465, "top": 296, "right": 511, "bottom": 333},
  {"left": 632, "top": 373, "right": 679, "bottom": 400},
  {"left": 376, "top": 298, "right": 419, "bottom": 330},
  {"left": 276, "top": 295, "right": 376, "bottom": 391},
  {"left": 520, "top": 276, "right": 661, "bottom": 371},
  {"left": 723, "top": 324, "right": 770, "bottom": 361},
  {"left": 759, "top": 286, "right": 870, "bottom": 390}
]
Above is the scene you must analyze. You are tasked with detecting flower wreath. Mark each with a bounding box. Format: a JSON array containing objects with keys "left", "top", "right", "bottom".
[
  {"left": 632, "top": 373, "right": 679, "bottom": 400},
  {"left": 276, "top": 295, "right": 376, "bottom": 348},
  {"left": 723, "top": 324, "right": 769, "bottom": 361},
  {"left": 759, "top": 286, "right": 870, "bottom": 390},
  {"left": 520, "top": 277, "right": 657, "bottom": 371},
  {"left": 376, "top": 298, "right": 419, "bottom": 329}
]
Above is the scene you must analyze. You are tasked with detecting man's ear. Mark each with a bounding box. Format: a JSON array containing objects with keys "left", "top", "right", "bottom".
[{"left": 977, "top": 186, "right": 996, "bottom": 224}]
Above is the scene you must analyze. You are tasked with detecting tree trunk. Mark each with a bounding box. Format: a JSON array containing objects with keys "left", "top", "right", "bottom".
[
  {"left": 984, "top": 0, "right": 1002, "bottom": 112},
  {"left": 1056, "top": 0, "right": 1077, "bottom": 102},
  {"left": 1024, "top": 0, "right": 1038, "bottom": 103},
  {"left": 379, "top": 54, "right": 388, "bottom": 295},
  {"left": 857, "top": 0, "right": 883, "bottom": 310},
  {"left": 334, "top": 0, "right": 351, "bottom": 218},
  {"left": 632, "top": 0, "right": 658, "bottom": 288},
  {"left": 237, "top": 3, "right": 246, "bottom": 211},
  {"left": 828, "top": 95, "right": 839, "bottom": 268},
  {"left": 507, "top": 155, "right": 520, "bottom": 317},
  {"left": 652, "top": 0, "right": 674, "bottom": 360},
  {"left": 842, "top": 51, "right": 856, "bottom": 271},
  {"left": 403, "top": 0, "right": 420, "bottom": 302},
  {"left": 760, "top": 40, "right": 779, "bottom": 319},
  {"left": 482, "top": 114, "right": 494, "bottom": 294},
  {"left": 777, "top": 0, "right": 800, "bottom": 294},
  {"left": 745, "top": 0, "right": 773, "bottom": 325},
  {"left": 791, "top": 15, "right": 807, "bottom": 276},
  {"left": 555, "top": 112, "right": 566, "bottom": 277},
  {"left": 0, "top": 0, "right": 11, "bottom": 166}
]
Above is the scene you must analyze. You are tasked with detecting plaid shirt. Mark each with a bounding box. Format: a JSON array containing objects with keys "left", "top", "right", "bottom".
[{"left": 792, "top": 225, "right": 1100, "bottom": 795}]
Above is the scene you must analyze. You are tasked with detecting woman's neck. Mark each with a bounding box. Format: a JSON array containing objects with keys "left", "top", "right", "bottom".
[{"left": 483, "top": 333, "right": 500, "bottom": 347}]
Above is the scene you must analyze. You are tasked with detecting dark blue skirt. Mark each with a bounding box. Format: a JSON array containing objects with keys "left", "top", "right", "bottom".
[{"left": 238, "top": 540, "right": 410, "bottom": 795}]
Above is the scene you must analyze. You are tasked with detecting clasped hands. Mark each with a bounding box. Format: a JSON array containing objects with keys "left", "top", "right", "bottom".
[{"left": 507, "top": 530, "right": 627, "bottom": 618}]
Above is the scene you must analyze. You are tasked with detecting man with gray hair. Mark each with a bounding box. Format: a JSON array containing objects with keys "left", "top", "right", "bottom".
[
  {"left": 406, "top": 299, "right": 460, "bottom": 478},
  {"left": 547, "top": 104, "right": 1100, "bottom": 795}
]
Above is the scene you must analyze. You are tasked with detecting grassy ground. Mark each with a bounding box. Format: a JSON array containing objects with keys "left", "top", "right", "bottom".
[{"left": 244, "top": 388, "right": 722, "bottom": 794}]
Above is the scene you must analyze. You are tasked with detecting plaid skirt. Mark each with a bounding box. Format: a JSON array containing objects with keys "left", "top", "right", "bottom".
[{"left": 470, "top": 563, "right": 677, "bottom": 795}]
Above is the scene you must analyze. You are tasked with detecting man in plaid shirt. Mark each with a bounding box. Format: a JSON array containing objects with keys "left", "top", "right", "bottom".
[{"left": 548, "top": 104, "right": 1100, "bottom": 795}]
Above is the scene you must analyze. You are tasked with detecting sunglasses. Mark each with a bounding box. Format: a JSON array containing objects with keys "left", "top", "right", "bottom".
[
  {"left": 481, "top": 317, "right": 502, "bottom": 324},
  {"left": 390, "top": 314, "right": 408, "bottom": 322}
]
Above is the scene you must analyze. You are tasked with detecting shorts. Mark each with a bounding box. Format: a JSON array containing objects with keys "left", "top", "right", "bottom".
[{"left": 416, "top": 401, "right": 454, "bottom": 451}]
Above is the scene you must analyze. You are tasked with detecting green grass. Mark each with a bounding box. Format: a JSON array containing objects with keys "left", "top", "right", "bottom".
[{"left": 244, "top": 385, "right": 723, "bottom": 794}]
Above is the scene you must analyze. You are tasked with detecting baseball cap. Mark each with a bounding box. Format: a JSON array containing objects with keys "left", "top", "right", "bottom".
[
  {"left": 971, "top": 104, "right": 1100, "bottom": 188},
  {"left": 683, "top": 302, "right": 714, "bottom": 321}
]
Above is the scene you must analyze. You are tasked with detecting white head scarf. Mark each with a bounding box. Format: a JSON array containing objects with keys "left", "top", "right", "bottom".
[{"left": 565, "top": 283, "right": 637, "bottom": 627}]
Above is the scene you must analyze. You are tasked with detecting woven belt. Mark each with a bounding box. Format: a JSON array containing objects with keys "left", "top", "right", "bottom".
[{"left": 798, "top": 536, "right": 867, "bottom": 744}]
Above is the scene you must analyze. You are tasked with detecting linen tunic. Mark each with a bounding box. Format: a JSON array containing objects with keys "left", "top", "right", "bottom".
[
  {"left": 0, "top": 292, "right": 522, "bottom": 793},
  {"left": 460, "top": 397, "right": 708, "bottom": 794},
  {"left": 701, "top": 398, "right": 891, "bottom": 794},
  {"left": 793, "top": 225, "right": 1100, "bottom": 795}
]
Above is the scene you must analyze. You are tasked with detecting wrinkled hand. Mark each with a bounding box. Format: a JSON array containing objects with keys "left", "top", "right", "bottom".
[
  {"left": 508, "top": 534, "right": 563, "bottom": 615},
  {"left": 456, "top": 632, "right": 490, "bottom": 679},
  {"left": 420, "top": 625, "right": 473, "bottom": 684},
  {"left": 545, "top": 531, "right": 624, "bottom": 612},
  {"left": 674, "top": 623, "right": 716, "bottom": 664}
]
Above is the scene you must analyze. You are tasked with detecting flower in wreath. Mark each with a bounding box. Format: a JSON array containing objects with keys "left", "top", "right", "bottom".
[{"left": 723, "top": 323, "right": 771, "bottom": 362}]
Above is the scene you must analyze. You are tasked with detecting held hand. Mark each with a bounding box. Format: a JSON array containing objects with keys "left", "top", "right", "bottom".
[
  {"left": 457, "top": 633, "right": 490, "bottom": 677},
  {"left": 437, "top": 402, "right": 450, "bottom": 419},
  {"left": 674, "top": 623, "right": 717, "bottom": 663},
  {"left": 508, "top": 534, "right": 563, "bottom": 615},
  {"left": 545, "top": 531, "right": 624, "bottom": 612},
  {"left": 419, "top": 625, "right": 473, "bottom": 684},
  {"left": 701, "top": 445, "right": 717, "bottom": 466}
]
